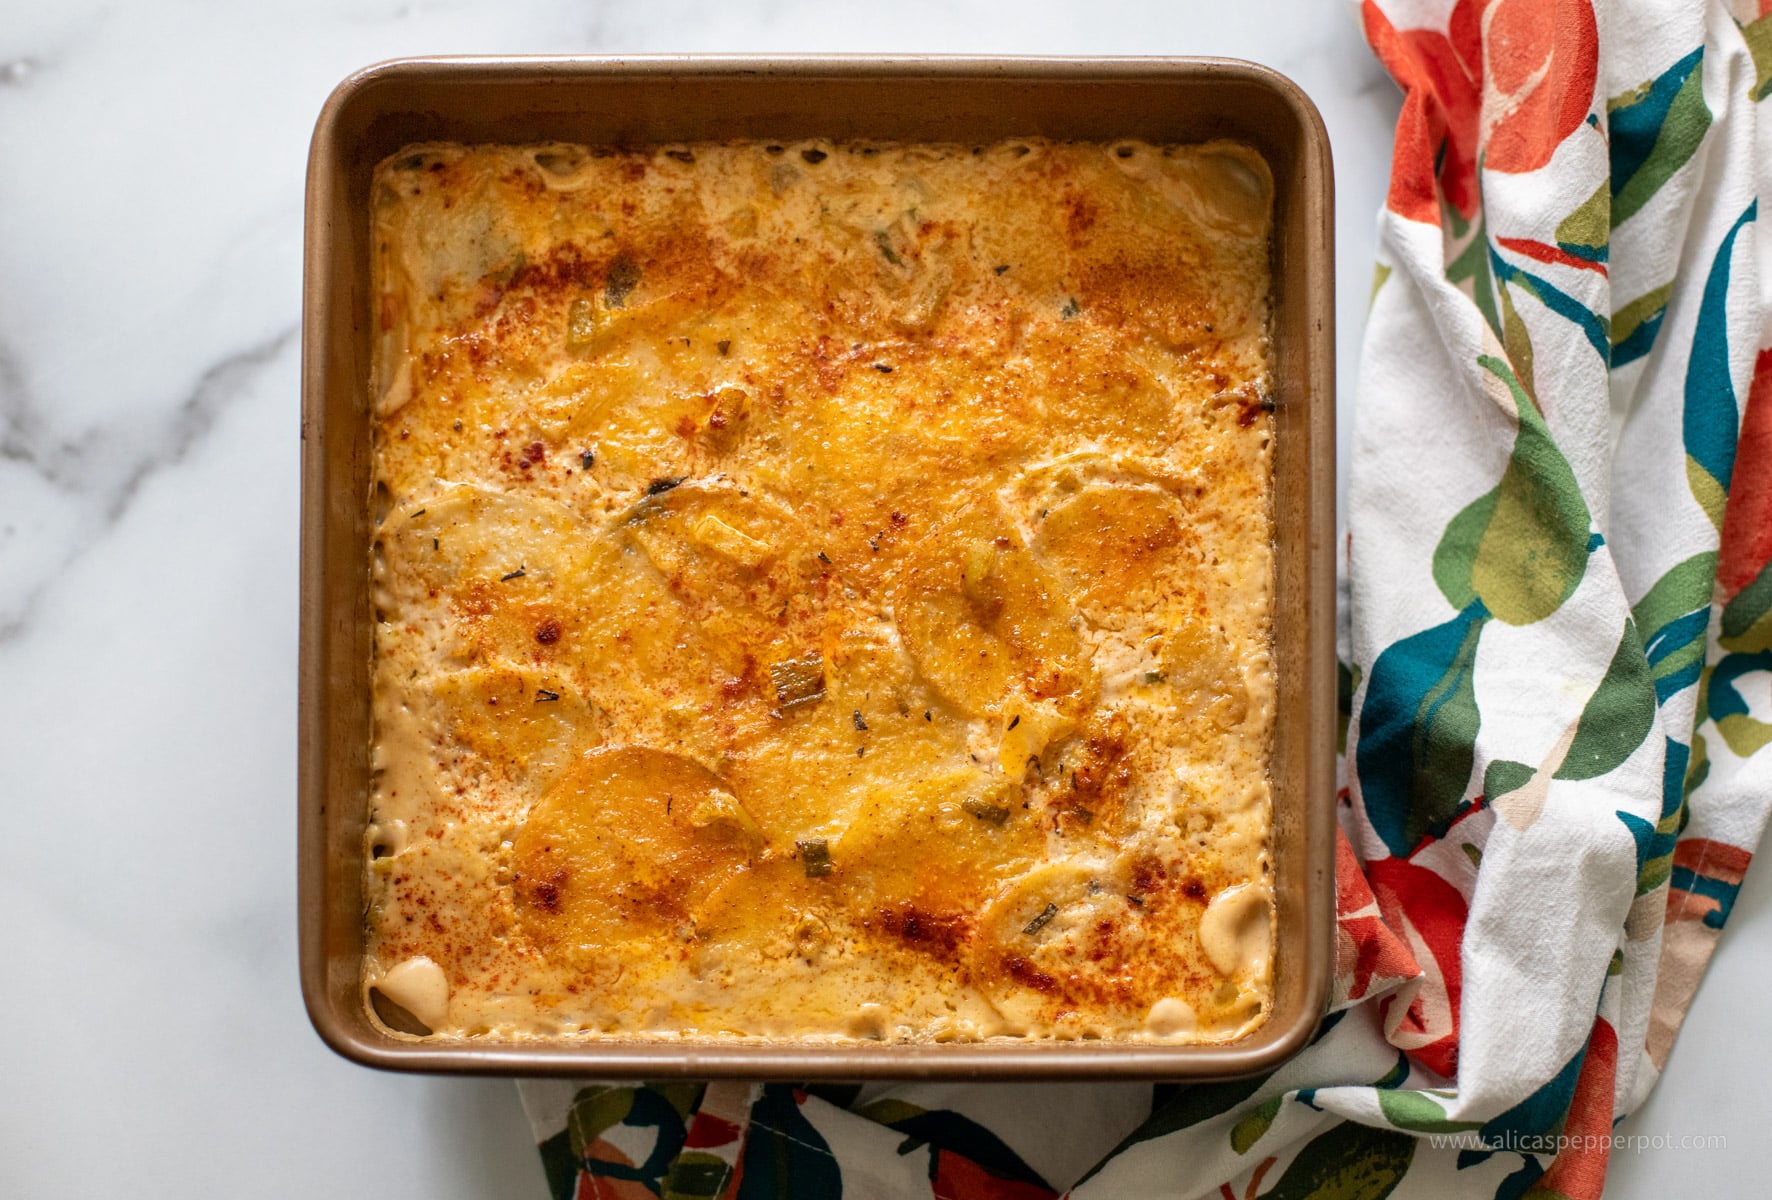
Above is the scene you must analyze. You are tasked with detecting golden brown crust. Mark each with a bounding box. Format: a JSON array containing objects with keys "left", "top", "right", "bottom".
[{"left": 364, "top": 138, "right": 1276, "bottom": 1043}]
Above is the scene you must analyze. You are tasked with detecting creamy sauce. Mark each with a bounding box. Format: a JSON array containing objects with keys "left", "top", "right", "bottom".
[{"left": 363, "top": 138, "right": 1276, "bottom": 1043}]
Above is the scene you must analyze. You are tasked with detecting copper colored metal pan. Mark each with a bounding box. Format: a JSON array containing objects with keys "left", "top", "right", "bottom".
[{"left": 300, "top": 55, "right": 1335, "bottom": 1078}]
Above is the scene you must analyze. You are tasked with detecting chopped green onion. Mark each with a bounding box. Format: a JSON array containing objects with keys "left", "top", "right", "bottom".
[
  {"left": 770, "top": 653, "right": 826, "bottom": 710},
  {"left": 797, "top": 838, "right": 833, "bottom": 877},
  {"left": 962, "top": 798, "right": 1011, "bottom": 825},
  {"left": 1023, "top": 903, "right": 1058, "bottom": 936}
]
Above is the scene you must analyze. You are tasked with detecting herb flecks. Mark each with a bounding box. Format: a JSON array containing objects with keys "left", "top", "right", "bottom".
[
  {"left": 770, "top": 653, "right": 826, "bottom": 710},
  {"left": 1060, "top": 296, "right": 1081, "bottom": 320},
  {"left": 873, "top": 363, "right": 894, "bottom": 373},
  {"left": 717, "top": 338, "right": 732, "bottom": 356},
  {"left": 797, "top": 838, "right": 833, "bottom": 877},
  {"left": 1023, "top": 903, "right": 1059, "bottom": 936},
  {"left": 534, "top": 689, "right": 560, "bottom": 703},
  {"left": 604, "top": 253, "right": 641, "bottom": 308},
  {"left": 646, "top": 476, "right": 687, "bottom": 496},
  {"left": 874, "top": 230, "right": 902, "bottom": 266},
  {"left": 994, "top": 264, "right": 1010, "bottom": 275},
  {"left": 500, "top": 565, "right": 528, "bottom": 582},
  {"left": 580, "top": 449, "right": 595, "bottom": 470},
  {"left": 963, "top": 798, "right": 1011, "bottom": 825},
  {"left": 1007, "top": 714, "right": 1021, "bottom": 731},
  {"left": 852, "top": 710, "right": 868, "bottom": 731}
]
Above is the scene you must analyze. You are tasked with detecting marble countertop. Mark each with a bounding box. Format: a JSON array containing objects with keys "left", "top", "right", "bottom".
[{"left": 2, "top": 1, "right": 1763, "bottom": 1194}]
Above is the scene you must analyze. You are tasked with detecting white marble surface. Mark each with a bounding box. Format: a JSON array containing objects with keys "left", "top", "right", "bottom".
[{"left": 0, "top": 1, "right": 1762, "bottom": 1195}]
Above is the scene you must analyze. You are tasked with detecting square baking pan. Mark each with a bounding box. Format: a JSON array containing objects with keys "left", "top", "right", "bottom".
[{"left": 300, "top": 55, "right": 1335, "bottom": 1078}]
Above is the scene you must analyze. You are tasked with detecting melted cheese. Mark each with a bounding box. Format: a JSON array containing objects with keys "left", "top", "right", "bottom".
[{"left": 364, "top": 138, "right": 1277, "bottom": 1044}]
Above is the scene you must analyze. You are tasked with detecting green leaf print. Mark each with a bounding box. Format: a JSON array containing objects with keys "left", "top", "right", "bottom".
[
  {"left": 1498, "top": 282, "right": 1538, "bottom": 401},
  {"left": 1554, "top": 620, "right": 1656, "bottom": 780},
  {"left": 1232, "top": 1095, "right": 1285, "bottom": 1154},
  {"left": 1375, "top": 1091, "right": 1483, "bottom": 1134},
  {"left": 568, "top": 1087, "right": 636, "bottom": 1159},
  {"left": 1708, "top": 652, "right": 1772, "bottom": 757},
  {"left": 1634, "top": 552, "right": 1717, "bottom": 701},
  {"left": 1370, "top": 262, "right": 1392, "bottom": 309},
  {"left": 1738, "top": 15, "right": 1772, "bottom": 101},
  {"left": 1433, "top": 486, "right": 1499, "bottom": 609},
  {"left": 1721, "top": 564, "right": 1772, "bottom": 652},
  {"left": 1611, "top": 283, "right": 1672, "bottom": 367},
  {"left": 1610, "top": 47, "right": 1711, "bottom": 229},
  {"left": 664, "top": 1151, "right": 734, "bottom": 1200},
  {"left": 1555, "top": 181, "right": 1610, "bottom": 260},
  {"left": 1446, "top": 212, "right": 1502, "bottom": 337},
  {"left": 1258, "top": 1121, "right": 1416, "bottom": 1200},
  {"left": 1470, "top": 355, "right": 1593, "bottom": 625},
  {"left": 1484, "top": 759, "right": 1535, "bottom": 801}
]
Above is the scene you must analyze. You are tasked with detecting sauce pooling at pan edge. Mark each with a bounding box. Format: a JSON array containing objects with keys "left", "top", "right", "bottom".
[{"left": 364, "top": 137, "right": 1277, "bottom": 1043}]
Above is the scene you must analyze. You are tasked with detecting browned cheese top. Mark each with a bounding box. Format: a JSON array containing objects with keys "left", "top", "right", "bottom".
[{"left": 365, "top": 138, "right": 1276, "bottom": 1043}]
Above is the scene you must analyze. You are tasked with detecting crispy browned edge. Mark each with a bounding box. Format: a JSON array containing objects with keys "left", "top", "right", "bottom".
[{"left": 299, "top": 55, "right": 1335, "bottom": 1078}]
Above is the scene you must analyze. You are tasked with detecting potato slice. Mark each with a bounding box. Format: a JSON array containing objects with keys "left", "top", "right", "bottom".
[
  {"left": 891, "top": 502, "right": 1095, "bottom": 718},
  {"left": 512, "top": 747, "right": 758, "bottom": 951},
  {"left": 1032, "top": 482, "right": 1195, "bottom": 624},
  {"left": 722, "top": 623, "right": 964, "bottom": 841},
  {"left": 971, "top": 861, "right": 1147, "bottom": 1029},
  {"left": 835, "top": 768, "right": 1043, "bottom": 920},
  {"left": 427, "top": 665, "right": 601, "bottom": 786},
  {"left": 375, "top": 484, "right": 588, "bottom": 620},
  {"left": 622, "top": 479, "right": 825, "bottom": 670}
]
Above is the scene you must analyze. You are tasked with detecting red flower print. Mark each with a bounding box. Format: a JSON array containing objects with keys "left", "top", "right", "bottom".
[{"left": 1365, "top": 0, "right": 1599, "bottom": 223}]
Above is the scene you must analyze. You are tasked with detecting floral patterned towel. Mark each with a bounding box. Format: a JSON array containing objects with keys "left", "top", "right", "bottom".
[{"left": 518, "top": 1, "right": 1772, "bottom": 1194}]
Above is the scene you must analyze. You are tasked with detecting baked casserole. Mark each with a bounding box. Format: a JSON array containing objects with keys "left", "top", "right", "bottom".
[{"left": 364, "top": 137, "right": 1276, "bottom": 1043}]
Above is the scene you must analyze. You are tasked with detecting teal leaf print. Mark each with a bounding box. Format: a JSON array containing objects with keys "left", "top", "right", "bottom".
[
  {"left": 1257, "top": 1121, "right": 1416, "bottom": 1200},
  {"left": 1611, "top": 283, "right": 1672, "bottom": 367},
  {"left": 1357, "top": 601, "right": 1488, "bottom": 858},
  {"left": 1686, "top": 202, "right": 1757, "bottom": 528},
  {"left": 1479, "top": 1041, "right": 1586, "bottom": 1146},
  {"left": 1708, "top": 651, "right": 1772, "bottom": 757},
  {"left": 1626, "top": 738, "right": 1689, "bottom": 895},
  {"left": 1470, "top": 355, "right": 1594, "bottom": 625},
  {"left": 1553, "top": 619, "right": 1656, "bottom": 780},
  {"left": 1489, "top": 251, "right": 1610, "bottom": 361},
  {"left": 1232, "top": 1095, "right": 1285, "bottom": 1154},
  {"left": 1112, "top": 1074, "right": 1271, "bottom": 1151},
  {"left": 1610, "top": 47, "right": 1711, "bottom": 228},
  {"left": 738, "top": 1086, "right": 842, "bottom": 1200},
  {"left": 539, "top": 1129, "right": 582, "bottom": 1200},
  {"left": 1634, "top": 552, "right": 1719, "bottom": 701},
  {"left": 574, "top": 1086, "right": 695, "bottom": 1188},
  {"left": 861, "top": 1101, "right": 1052, "bottom": 1189}
]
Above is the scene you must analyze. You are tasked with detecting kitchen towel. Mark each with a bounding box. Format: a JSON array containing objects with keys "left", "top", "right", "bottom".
[{"left": 518, "top": 0, "right": 1772, "bottom": 1194}]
